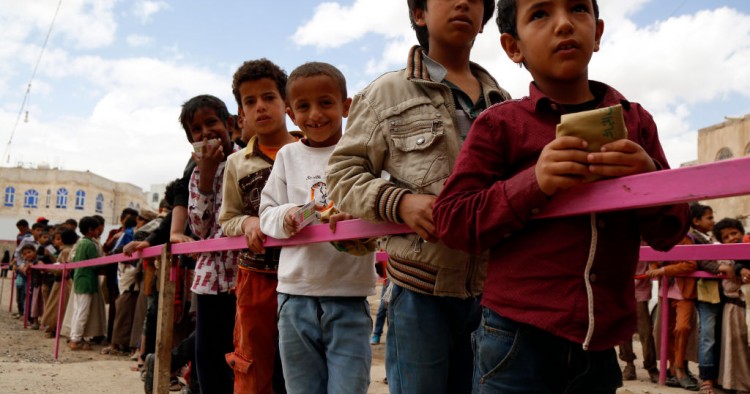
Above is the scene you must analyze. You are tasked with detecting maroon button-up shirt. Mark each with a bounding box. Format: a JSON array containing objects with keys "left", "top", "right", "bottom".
[{"left": 434, "top": 81, "right": 689, "bottom": 350}]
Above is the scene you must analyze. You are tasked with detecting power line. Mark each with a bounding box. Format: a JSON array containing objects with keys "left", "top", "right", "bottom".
[{"left": 3, "top": 0, "right": 63, "bottom": 165}]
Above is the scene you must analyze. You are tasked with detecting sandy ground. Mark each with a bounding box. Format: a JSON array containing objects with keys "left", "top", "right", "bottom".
[{"left": 0, "top": 276, "right": 711, "bottom": 393}]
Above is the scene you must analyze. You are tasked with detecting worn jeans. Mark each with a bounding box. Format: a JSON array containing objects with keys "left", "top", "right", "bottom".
[
  {"left": 15, "top": 273, "right": 26, "bottom": 315},
  {"left": 472, "top": 307, "right": 622, "bottom": 394},
  {"left": 696, "top": 300, "right": 722, "bottom": 380},
  {"left": 386, "top": 284, "right": 481, "bottom": 394},
  {"left": 277, "top": 293, "right": 372, "bottom": 394}
]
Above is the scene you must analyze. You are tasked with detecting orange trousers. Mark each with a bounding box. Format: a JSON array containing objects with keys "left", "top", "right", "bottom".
[
  {"left": 667, "top": 299, "right": 694, "bottom": 372},
  {"left": 226, "top": 269, "right": 280, "bottom": 394}
]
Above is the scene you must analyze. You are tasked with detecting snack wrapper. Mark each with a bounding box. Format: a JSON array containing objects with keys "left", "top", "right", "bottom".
[{"left": 192, "top": 139, "right": 221, "bottom": 160}]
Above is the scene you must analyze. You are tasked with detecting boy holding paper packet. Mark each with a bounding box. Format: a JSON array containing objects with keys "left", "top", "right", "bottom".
[{"left": 432, "top": 0, "right": 689, "bottom": 392}]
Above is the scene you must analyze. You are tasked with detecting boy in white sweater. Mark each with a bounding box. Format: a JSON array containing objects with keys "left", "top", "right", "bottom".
[{"left": 259, "top": 62, "right": 377, "bottom": 394}]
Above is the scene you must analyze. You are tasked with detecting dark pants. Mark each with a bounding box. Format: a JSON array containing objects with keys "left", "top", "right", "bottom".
[
  {"left": 195, "top": 292, "right": 236, "bottom": 394},
  {"left": 618, "top": 300, "right": 657, "bottom": 371},
  {"left": 472, "top": 307, "right": 622, "bottom": 394},
  {"left": 104, "top": 264, "right": 119, "bottom": 343}
]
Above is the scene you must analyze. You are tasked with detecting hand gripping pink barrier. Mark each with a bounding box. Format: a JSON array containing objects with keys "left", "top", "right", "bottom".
[{"left": 27, "top": 155, "right": 750, "bottom": 376}]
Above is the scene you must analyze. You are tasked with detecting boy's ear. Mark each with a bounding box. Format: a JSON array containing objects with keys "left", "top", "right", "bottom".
[
  {"left": 286, "top": 107, "right": 297, "bottom": 125},
  {"left": 342, "top": 97, "right": 352, "bottom": 118},
  {"left": 593, "top": 19, "right": 604, "bottom": 52},
  {"left": 412, "top": 7, "right": 427, "bottom": 27},
  {"left": 500, "top": 33, "right": 524, "bottom": 65}
]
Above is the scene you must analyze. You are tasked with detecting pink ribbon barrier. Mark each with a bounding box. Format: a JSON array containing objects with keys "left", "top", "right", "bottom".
[{"left": 8, "top": 270, "right": 15, "bottom": 313}]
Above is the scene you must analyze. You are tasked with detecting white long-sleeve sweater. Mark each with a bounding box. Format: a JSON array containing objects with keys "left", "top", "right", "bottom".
[{"left": 259, "top": 141, "right": 376, "bottom": 297}]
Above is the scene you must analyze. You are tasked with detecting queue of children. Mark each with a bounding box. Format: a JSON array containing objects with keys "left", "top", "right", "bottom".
[{"left": 5, "top": 0, "right": 750, "bottom": 393}]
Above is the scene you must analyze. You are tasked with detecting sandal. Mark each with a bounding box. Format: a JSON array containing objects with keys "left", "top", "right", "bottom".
[
  {"left": 699, "top": 382, "right": 715, "bottom": 394},
  {"left": 169, "top": 377, "right": 185, "bottom": 391},
  {"left": 677, "top": 376, "right": 700, "bottom": 391}
]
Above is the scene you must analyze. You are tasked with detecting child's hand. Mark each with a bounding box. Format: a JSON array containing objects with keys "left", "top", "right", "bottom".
[
  {"left": 242, "top": 216, "right": 266, "bottom": 254},
  {"left": 328, "top": 212, "right": 353, "bottom": 233},
  {"left": 645, "top": 267, "right": 665, "bottom": 279},
  {"left": 284, "top": 207, "right": 301, "bottom": 237},
  {"left": 397, "top": 194, "right": 438, "bottom": 243},
  {"left": 535, "top": 137, "right": 590, "bottom": 196},
  {"left": 741, "top": 268, "right": 750, "bottom": 284},
  {"left": 193, "top": 138, "right": 224, "bottom": 193},
  {"left": 586, "top": 139, "right": 656, "bottom": 178},
  {"left": 123, "top": 241, "right": 149, "bottom": 257}
]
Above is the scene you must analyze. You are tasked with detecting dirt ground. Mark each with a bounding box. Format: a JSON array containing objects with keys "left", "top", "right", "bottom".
[{"left": 0, "top": 276, "right": 706, "bottom": 393}]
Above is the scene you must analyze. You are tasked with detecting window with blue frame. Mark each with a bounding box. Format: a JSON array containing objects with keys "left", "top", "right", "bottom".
[
  {"left": 75, "top": 190, "right": 86, "bottom": 210},
  {"left": 3, "top": 186, "right": 14, "bottom": 207},
  {"left": 96, "top": 193, "right": 104, "bottom": 214},
  {"left": 56, "top": 188, "right": 68, "bottom": 209},
  {"left": 23, "top": 189, "right": 39, "bottom": 208},
  {"left": 46, "top": 189, "right": 51, "bottom": 208}
]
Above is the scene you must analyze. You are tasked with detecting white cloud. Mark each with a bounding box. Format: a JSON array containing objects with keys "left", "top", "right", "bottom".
[
  {"left": 291, "top": 0, "right": 410, "bottom": 48},
  {"left": 133, "top": 0, "right": 169, "bottom": 24},
  {"left": 126, "top": 34, "right": 154, "bottom": 47}
]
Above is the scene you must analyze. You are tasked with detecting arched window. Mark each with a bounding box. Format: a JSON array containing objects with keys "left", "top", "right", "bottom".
[
  {"left": 4, "top": 186, "right": 15, "bottom": 207},
  {"left": 96, "top": 193, "right": 104, "bottom": 214},
  {"left": 45, "top": 189, "right": 51, "bottom": 208},
  {"left": 716, "top": 147, "right": 734, "bottom": 161},
  {"left": 56, "top": 188, "right": 68, "bottom": 209},
  {"left": 75, "top": 190, "right": 86, "bottom": 210},
  {"left": 23, "top": 189, "right": 39, "bottom": 208}
]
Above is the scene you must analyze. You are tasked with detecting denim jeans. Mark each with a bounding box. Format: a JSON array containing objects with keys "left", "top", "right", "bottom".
[
  {"left": 472, "top": 307, "right": 622, "bottom": 394},
  {"left": 696, "top": 300, "right": 722, "bottom": 380},
  {"left": 277, "top": 293, "right": 372, "bottom": 394},
  {"left": 15, "top": 273, "right": 26, "bottom": 315},
  {"left": 372, "top": 279, "right": 388, "bottom": 337},
  {"left": 386, "top": 284, "right": 481, "bottom": 394}
]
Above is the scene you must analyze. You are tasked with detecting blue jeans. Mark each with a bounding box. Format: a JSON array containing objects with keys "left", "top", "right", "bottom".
[
  {"left": 15, "top": 273, "right": 26, "bottom": 315},
  {"left": 386, "top": 284, "right": 481, "bottom": 394},
  {"left": 277, "top": 293, "right": 372, "bottom": 394},
  {"left": 373, "top": 279, "right": 388, "bottom": 337},
  {"left": 696, "top": 300, "right": 722, "bottom": 380},
  {"left": 472, "top": 307, "right": 622, "bottom": 394}
]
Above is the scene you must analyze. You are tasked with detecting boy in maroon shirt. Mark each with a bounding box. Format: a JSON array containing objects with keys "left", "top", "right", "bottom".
[{"left": 433, "top": 0, "right": 689, "bottom": 392}]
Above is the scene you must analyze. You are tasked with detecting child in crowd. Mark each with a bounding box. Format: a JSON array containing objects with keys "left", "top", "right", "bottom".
[
  {"left": 41, "top": 228, "right": 79, "bottom": 338},
  {"left": 13, "top": 222, "right": 44, "bottom": 319},
  {"left": 68, "top": 216, "right": 106, "bottom": 350},
  {"left": 619, "top": 258, "right": 660, "bottom": 383},
  {"left": 686, "top": 203, "right": 735, "bottom": 393},
  {"left": 432, "top": 0, "right": 689, "bottom": 392},
  {"left": 19, "top": 244, "right": 40, "bottom": 327},
  {"left": 714, "top": 218, "right": 750, "bottom": 393},
  {"left": 182, "top": 94, "right": 240, "bottom": 394},
  {"left": 219, "top": 58, "right": 301, "bottom": 394},
  {"left": 326, "top": 0, "right": 510, "bottom": 391},
  {"left": 260, "top": 62, "right": 377, "bottom": 394}
]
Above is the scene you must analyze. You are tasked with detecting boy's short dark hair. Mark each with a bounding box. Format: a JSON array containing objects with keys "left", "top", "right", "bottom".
[
  {"left": 60, "top": 229, "right": 79, "bottom": 246},
  {"left": 31, "top": 222, "right": 46, "bottom": 231},
  {"left": 79, "top": 216, "right": 99, "bottom": 234},
  {"left": 408, "top": 0, "right": 495, "bottom": 51},
  {"left": 689, "top": 202, "right": 712, "bottom": 227},
  {"left": 124, "top": 216, "right": 138, "bottom": 228},
  {"left": 121, "top": 208, "right": 139, "bottom": 221},
  {"left": 16, "top": 219, "right": 29, "bottom": 228},
  {"left": 496, "top": 0, "right": 600, "bottom": 37},
  {"left": 287, "top": 62, "right": 347, "bottom": 100},
  {"left": 93, "top": 215, "right": 106, "bottom": 226},
  {"left": 20, "top": 244, "right": 37, "bottom": 254},
  {"left": 713, "top": 218, "right": 745, "bottom": 243},
  {"left": 65, "top": 218, "right": 78, "bottom": 229},
  {"left": 179, "top": 95, "right": 231, "bottom": 143},
  {"left": 232, "top": 59, "right": 288, "bottom": 106}
]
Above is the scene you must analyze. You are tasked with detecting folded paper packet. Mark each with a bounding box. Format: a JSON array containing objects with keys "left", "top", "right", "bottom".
[
  {"left": 319, "top": 206, "right": 377, "bottom": 256},
  {"left": 555, "top": 104, "right": 627, "bottom": 182}
]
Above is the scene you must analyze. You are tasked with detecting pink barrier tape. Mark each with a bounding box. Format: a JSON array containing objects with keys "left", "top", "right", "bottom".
[
  {"left": 534, "top": 156, "right": 750, "bottom": 219},
  {"left": 9, "top": 270, "right": 15, "bottom": 313},
  {"left": 640, "top": 243, "right": 750, "bottom": 261},
  {"left": 376, "top": 251, "right": 388, "bottom": 263}
]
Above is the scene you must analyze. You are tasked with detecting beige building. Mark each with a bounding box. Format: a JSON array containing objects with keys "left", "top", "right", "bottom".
[
  {"left": 0, "top": 166, "right": 148, "bottom": 240},
  {"left": 696, "top": 113, "right": 750, "bottom": 225}
]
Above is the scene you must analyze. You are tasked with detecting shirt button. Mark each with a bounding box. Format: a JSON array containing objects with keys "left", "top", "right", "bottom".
[
  {"left": 589, "top": 273, "right": 597, "bottom": 283},
  {"left": 531, "top": 208, "right": 540, "bottom": 215},
  {"left": 416, "top": 137, "right": 426, "bottom": 145},
  {"left": 230, "top": 360, "right": 235, "bottom": 366},
  {"left": 598, "top": 220, "right": 606, "bottom": 229}
]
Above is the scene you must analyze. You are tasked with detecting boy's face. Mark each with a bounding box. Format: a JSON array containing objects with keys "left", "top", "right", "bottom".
[
  {"left": 32, "top": 227, "right": 43, "bottom": 240},
  {"left": 286, "top": 75, "right": 351, "bottom": 148},
  {"left": 413, "top": 0, "right": 485, "bottom": 50},
  {"left": 501, "top": 0, "right": 603, "bottom": 86},
  {"left": 21, "top": 248, "right": 36, "bottom": 262},
  {"left": 719, "top": 227, "right": 743, "bottom": 244},
  {"left": 39, "top": 233, "right": 50, "bottom": 245},
  {"left": 52, "top": 234, "right": 63, "bottom": 248},
  {"left": 188, "top": 107, "right": 232, "bottom": 155},
  {"left": 693, "top": 210, "right": 715, "bottom": 233},
  {"left": 237, "top": 78, "right": 288, "bottom": 140}
]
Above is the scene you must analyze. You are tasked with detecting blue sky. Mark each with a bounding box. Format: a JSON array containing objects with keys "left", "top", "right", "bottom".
[{"left": 1, "top": 0, "right": 749, "bottom": 190}]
